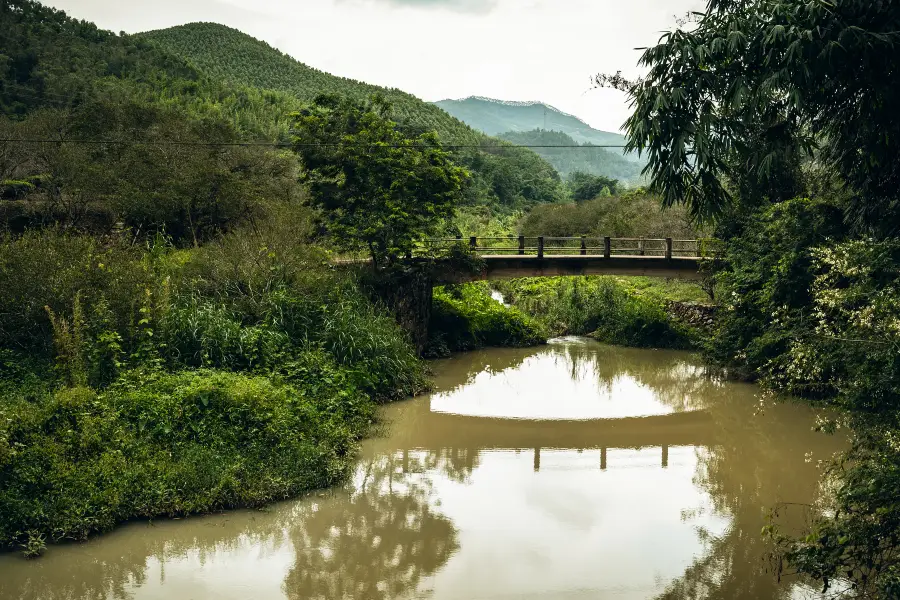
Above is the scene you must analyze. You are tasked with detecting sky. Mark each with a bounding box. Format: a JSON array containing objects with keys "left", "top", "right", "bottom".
[{"left": 44, "top": 0, "right": 705, "bottom": 134}]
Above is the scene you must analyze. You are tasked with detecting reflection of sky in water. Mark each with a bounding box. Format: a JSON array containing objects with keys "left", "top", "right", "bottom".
[
  {"left": 130, "top": 539, "right": 295, "bottom": 600},
  {"left": 431, "top": 353, "right": 681, "bottom": 420},
  {"left": 417, "top": 447, "right": 729, "bottom": 600}
]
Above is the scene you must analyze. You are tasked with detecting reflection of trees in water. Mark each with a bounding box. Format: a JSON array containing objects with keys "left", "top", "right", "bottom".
[
  {"left": 0, "top": 452, "right": 459, "bottom": 600},
  {"left": 428, "top": 340, "right": 843, "bottom": 599},
  {"left": 554, "top": 342, "right": 723, "bottom": 413},
  {"left": 431, "top": 339, "right": 721, "bottom": 415},
  {"left": 0, "top": 510, "right": 292, "bottom": 600},
  {"left": 283, "top": 453, "right": 458, "bottom": 600},
  {"left": 655, "top": 395, "right": 844, "bottom": 599}
]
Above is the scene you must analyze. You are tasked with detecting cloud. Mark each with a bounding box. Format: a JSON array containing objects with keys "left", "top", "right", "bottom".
[{"left": 344, "top": 0, "right": 498, "bottom": 14}]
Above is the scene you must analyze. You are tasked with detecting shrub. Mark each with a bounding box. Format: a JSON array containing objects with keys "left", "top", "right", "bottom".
[
  {"left": 519, "top": 188, "right": 701, "bottom": 239},
  {"left": 0, "top": 366, "right": 372, "bottom": 551},
  {"left": 0, "top": 230, "right": 150, "bottom": 356},
  {"left": 495, "top": 277, "right": 696, "bottom": 349},
  {"left": 426, "top": 283, "right": 546, "bottom": 356}
]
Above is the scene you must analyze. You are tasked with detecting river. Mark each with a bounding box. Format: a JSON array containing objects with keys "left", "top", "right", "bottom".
[{"left": 0, "top": 339, "right": 845, "bottom": 600}]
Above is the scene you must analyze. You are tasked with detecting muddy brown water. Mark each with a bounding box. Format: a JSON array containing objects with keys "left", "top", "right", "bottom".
[{"left": 0, "top": 339, "right": 845, "bottom": 600}]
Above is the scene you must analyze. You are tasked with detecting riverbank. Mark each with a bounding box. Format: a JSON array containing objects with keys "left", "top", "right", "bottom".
[
  {"left": 0, "top": 232, "right": 549, "bottom": 557},
  {"left": 0, "top": 227, "right": 433, "bottom": 557},
  {"left": 494, "top": 276, "right": 710, "bottom": 350},
  {"left": 0, "top": 340, "right": 846, "bottom": 599}
]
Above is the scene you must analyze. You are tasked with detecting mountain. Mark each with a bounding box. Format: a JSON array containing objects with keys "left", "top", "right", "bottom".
[
  {"left": 434, "top": 97, "right": 629, "bottom": 149},
  {"left": 138, "top": 23, "right": 566, "bottom": 208},
  {"left": 498, "top": 129, "right": 644, "bottom": 183},
  {"left": 0, "top": 2, "right": 565, "bottom": 226},
  {"left": 140, "top": 23, "right": 483, "bottom": 146}
]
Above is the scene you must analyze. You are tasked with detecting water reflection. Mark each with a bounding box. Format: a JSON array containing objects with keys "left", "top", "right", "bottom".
[
  {"left": 0, "top": 340, "right": 844, "bottom": 600},
  {"left": 284, "top": 454, "right": 458, "bottom": 600}
]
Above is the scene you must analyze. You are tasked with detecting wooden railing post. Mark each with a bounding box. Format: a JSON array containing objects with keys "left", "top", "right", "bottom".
[
  {"left": 665, "top": 238, "right": 673, "bottom": 260},
  {"left": 469, "top": 236, "right": 477, "bottom": 251},
  {"left": 604, "top": 237, "right": 611, "bottom": 259},
  {"left": 537, "top": 236, "right": 545, "bottom": 259},
  {"left": 518, "top": 235, "right": 525, "bottom": 256},
  {"left": 580, "top": 236, "right": 587, "bottom": 256},
  {"left": 639, "top": 238, "right": 645, "bottom": 256}
]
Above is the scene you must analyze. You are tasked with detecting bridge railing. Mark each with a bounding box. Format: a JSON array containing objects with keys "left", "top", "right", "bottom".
[{"left": 422, "top": 237, "right": 722, "bottom": 259}]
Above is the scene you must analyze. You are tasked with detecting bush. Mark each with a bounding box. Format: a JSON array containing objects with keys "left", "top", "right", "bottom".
[
  {"left": 0, "top": 365, "right": 372, "bottom": 551},
  {"left": 495, "top": 277, "right": 697, "bottom": 349},
  {"left": 519, "top": 188, "right": 701, "bottom": 239},
  {"left": 707, "top": 197, "right": 846, "bottom": 382},
  {"left": 0, "top": 220, "right": 432, "bottom": 554},
  {"left": 426, "top": 283, "right": 546, "bottom": 356}
]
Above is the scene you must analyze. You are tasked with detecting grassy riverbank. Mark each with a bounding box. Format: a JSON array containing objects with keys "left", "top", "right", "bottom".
[
  {"left": 494, "top": 277, "right": 704, "bottom": 350},
  {"left": 0, "top": 226, "right": 433, "bottom": 556},
  {"left": 426, "top": 283, "right": 546, "bottom": 357},
  {"left": 0, "top": 229, "right": 549, "bottom": 557}
]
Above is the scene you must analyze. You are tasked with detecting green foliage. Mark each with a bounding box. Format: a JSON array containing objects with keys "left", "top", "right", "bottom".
[
  {"left": 773, "top": 417, "right": 900, "bottom": 598},
  {"left": 0, "top": 222, "right": 430, "bottom": 553},
  {"left": 617, "top": 0, "right": 900, "bottom": 231},
  {"left": 291, "top": 94, "right": 467, "bottom": 265},
  {"left": 426, "top": 284, "right": 546, "bottom": 357},
  {"left": 519, "top": 188, "right": 701, "bottom": 239},
  {"left": 0, "top": 367, "right": 372, "bottom": 551},
  {"left": 498, "top": 130, "right": 643, "bottom": 183},
  {"left": 566, "top": 170, "right": 621, "bottom": 202},
  {"left": 0, "top": 1, "right": 565, "bottom": 240},
  {"left": 707, "top": 197, "right": 845, "bottom": 383},
  {"left": 709, "top": 197, "right": 900, "bottom": 594},
  {"left": 495, "top": 277, "right": 697, "bottom": 349},
  {"left": 138, "top": 22, "right": 566, "bottom": 213}
]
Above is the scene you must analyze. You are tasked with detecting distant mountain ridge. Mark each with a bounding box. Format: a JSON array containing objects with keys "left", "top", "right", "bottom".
[{"left": 434, "top": 96, "right": 632, "bottom": 152}]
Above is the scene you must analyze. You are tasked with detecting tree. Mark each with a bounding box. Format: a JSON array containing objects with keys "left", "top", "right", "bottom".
[
  {"left": 604, "top": 0, "right": 900, "bottom": 233},
  {"left": 567, "top": 171, "right": 620, "bottom": 202},
  {"left": 291, "top": 94, "right": 468, "bottom": 266}
]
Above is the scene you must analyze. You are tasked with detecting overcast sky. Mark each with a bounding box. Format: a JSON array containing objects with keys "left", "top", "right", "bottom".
[{"left": 45, "top": 0, "right": 705, "bottom": 133}]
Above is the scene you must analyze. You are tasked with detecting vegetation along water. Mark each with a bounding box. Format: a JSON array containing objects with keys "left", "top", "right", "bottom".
[{"left": 2, "top": 0, "right": 900, "bottom": 597}]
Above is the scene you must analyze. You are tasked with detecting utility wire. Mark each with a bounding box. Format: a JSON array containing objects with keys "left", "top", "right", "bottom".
[{"left": 0, "top": 138, "right": 630, "bottom": 149}]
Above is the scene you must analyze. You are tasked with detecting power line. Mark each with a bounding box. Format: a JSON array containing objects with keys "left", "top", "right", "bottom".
[{"left": 0, "top": 138, "right": 629, "bottom": 149}]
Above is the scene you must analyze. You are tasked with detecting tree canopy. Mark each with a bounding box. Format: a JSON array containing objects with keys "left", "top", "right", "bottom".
[
  {"left": 292, "top": 95, "right": 468, "bottom": 266},
  {"left": 614, "top": 0, "right": 900, "bottom": 233}
]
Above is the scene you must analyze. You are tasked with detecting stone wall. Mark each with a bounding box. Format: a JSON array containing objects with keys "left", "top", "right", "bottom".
[{"left": 665, "top": 301, "right": 717, "bottom": 331}]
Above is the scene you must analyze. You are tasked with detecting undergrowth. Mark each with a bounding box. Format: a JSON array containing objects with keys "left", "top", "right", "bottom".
[
  {"left": 494, "top": 277, "right": 698, "bottom": 350},
  {"left": 426, "top": 283, "right": 546, "bottom": 357}
]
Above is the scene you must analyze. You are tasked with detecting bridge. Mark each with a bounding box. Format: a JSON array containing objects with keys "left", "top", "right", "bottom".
[
  {"left": 387, "top": 403, "right": 716, "bottom": 471},
  {"left": 426, "top": 236, "right": 719, "bottom": 282}
]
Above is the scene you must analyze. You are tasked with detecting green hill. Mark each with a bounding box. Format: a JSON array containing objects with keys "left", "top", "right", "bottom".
[
  {"left": 137, "top": 23, "right": 565, "bottom": 209},
  {"left": 498, "top": 129, "right": 645, "bottom": 183},
  {"left": 140, "top": 23, "right": 483, "bottom": 146},
  {"left": 0, "top": 2, "right": 564, "bottom": 227}
]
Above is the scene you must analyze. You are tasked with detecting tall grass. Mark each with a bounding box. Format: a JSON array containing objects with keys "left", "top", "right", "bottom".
[
  {"left": 0, "top": 222, "right": 427, "bottom": 554},
  {"left": 426, "top": 283, "right": 547, "bottom": 357},
  {"left": 495, "top": 277, "right": 697, "bottom": 349}
]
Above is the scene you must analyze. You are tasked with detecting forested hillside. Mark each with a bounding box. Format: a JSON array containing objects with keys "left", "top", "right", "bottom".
[
  {"left": 136, "top": 23, "right": 565, "bottom": 210},
  {"left": 498, "top": 129, "right": 644, "bottom": 182},
  {"left": 140, "top": 23, "right": 479, "bottom": 145},
  {"left": 0, "top": 1, "right": 565, "bottom": 236}
]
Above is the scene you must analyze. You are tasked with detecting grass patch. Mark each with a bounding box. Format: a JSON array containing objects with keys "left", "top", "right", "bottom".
[
  {"left": 494, "top": 277, "right": 698, "bottom": 350},
  {"left": 426, "top": 283, "right": 547, "bottom": 357},
  {"left": 0, "top": 362, "right": 372, "bottom": 550}
]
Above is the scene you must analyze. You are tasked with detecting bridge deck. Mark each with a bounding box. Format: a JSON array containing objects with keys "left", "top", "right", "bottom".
[{"left": 442, "top": 255, "right": 704, "bottom": 282}]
